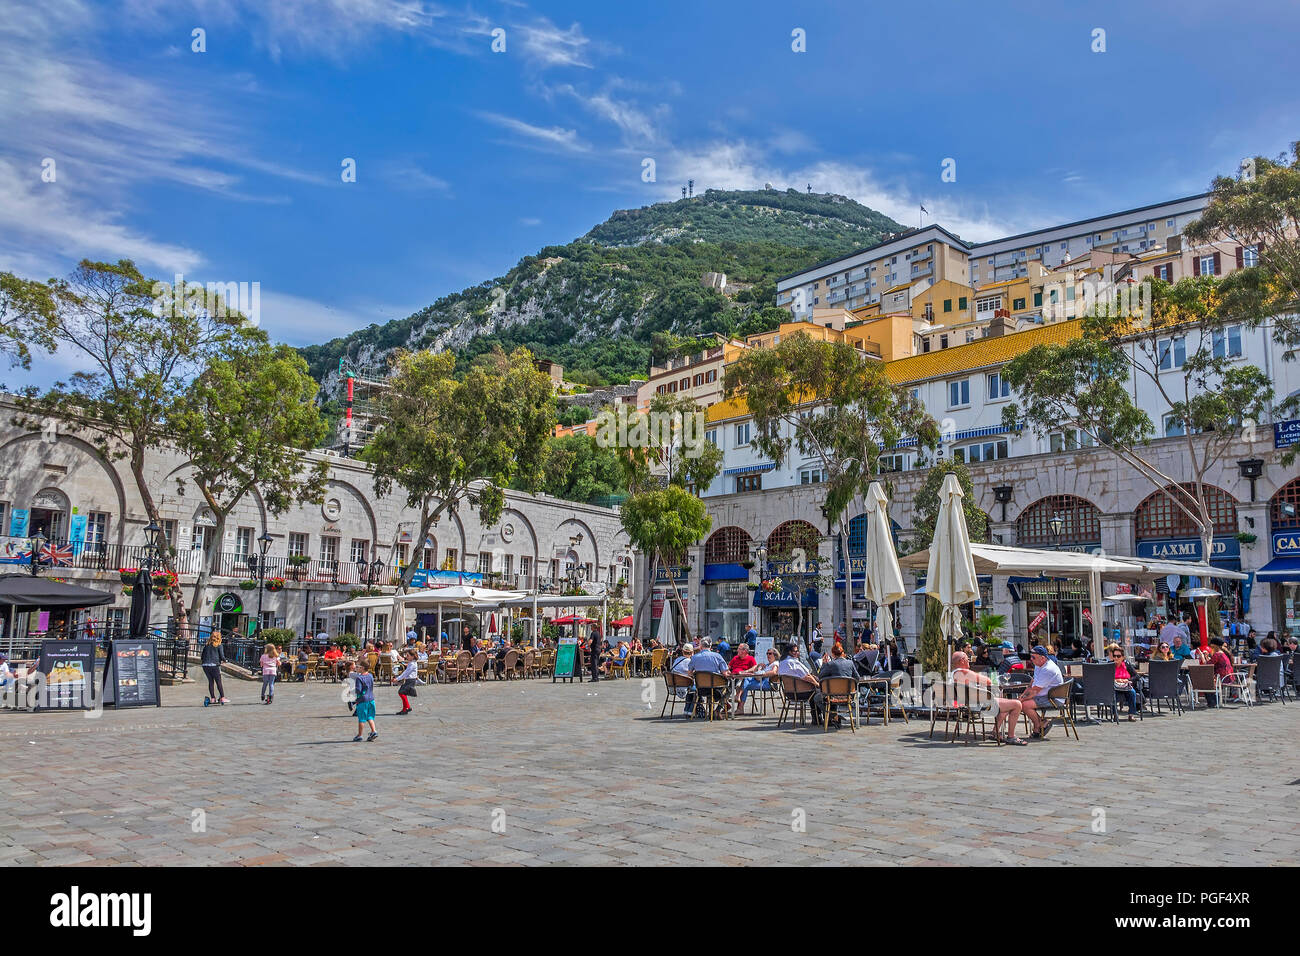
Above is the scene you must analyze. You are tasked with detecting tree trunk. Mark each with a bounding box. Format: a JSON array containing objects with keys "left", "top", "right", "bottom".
[
  {"left": 839, "top": 523, "right": 853, "bottom": 654},
  {"left": 187, "top": 507, "right": 226, "bottom": 630},
  {"left": 129, "top": 452, "right": 190, "bottom": 640},
  {"left": 396, "top": 502, "right": 438, "bottom": 592}
]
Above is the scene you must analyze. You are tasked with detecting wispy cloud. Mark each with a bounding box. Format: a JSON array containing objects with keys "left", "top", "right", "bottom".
[
  {"left": 514, "top": 17, "right": 596, "bottom": 69},
  {"left": 550, "top": 83, "right": 666, "bottom": 146},
  {"left": 475, "top": 111, "right": 590, "bottom": 153},
  {"left": 378, "top": 159, "right": 451, "bottom": 192}
]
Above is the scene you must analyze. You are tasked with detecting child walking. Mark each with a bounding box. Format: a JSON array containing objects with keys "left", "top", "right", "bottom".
[
  {"left": 352, "top": 660, "right": 378, "bottom": 742},
  {"left": 394, "top": 649, "right": 424, "bottom": 715},
  {"left": 259, "top": 643, "right": 279, "bottom": 704}
]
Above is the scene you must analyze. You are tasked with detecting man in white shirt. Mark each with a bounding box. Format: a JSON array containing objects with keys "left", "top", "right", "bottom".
[
  {"left": 776, "top": 643, "right": 823, "bottom": 724},
  {"left": 1019, "top": 645, "right": 1064, "bottom": 738},
  {"left": 687, "top": 638, "right": 730, "bottom": 716}
]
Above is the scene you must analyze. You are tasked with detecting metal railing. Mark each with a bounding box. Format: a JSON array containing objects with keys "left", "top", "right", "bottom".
[{"left": 4, "top": 620, "right": 189, "bottom": 681}]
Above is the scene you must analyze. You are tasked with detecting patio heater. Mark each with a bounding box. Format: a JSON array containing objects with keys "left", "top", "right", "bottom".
[{"left": 1048, "top": 512, "right": 1066, "bottom": 647}]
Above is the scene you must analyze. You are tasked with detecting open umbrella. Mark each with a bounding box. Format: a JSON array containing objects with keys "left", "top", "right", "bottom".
[
  {"left": 611, "top": 615, "right": 634, "bottom": 629},
  {"left": 924, "top": 473, "right": 979, "bottom": 669},
  {"left": 862, "top": 481, "right": 905, "bottom": 645},
  {"left": 128, "top": 568, "right": 152, "bottom": 640}
]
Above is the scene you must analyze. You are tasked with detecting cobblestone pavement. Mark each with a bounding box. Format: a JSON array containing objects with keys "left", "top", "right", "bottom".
[{"left": 2, "top": 674, "right": 1297, "bottom": 866}]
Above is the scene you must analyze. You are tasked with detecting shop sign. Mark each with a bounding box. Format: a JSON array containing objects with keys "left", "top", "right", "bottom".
[
  {"left": 1273, "top": 532, "right": 1300, "bottom": 557},
  {"left": 1274, "top": 419, "right": 1300, "bottom": 449},
  {"left": 1135, "top": 537, "right": 1240, "bottom": 561},
  {"left": 652, "top": 565, "right": 689, "bottom": 585}
]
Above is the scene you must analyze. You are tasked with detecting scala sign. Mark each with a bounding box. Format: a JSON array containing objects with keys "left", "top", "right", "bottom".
[{"left": 1273, "top": 532, "right": 1300, "bottom": 557}]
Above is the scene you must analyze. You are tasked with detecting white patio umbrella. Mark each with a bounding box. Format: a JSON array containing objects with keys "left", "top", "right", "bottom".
[
  {"left": 862, "top": 481, "right": 906, "bottom": 644},
  {"left": 924, "top": 473, "right": 979, "bottom": 667},
  {"left": 657, "top": 600, "right": 676, "bottom": 647}
]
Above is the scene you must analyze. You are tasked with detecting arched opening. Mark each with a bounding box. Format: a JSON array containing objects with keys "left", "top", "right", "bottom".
[{"left": 1015, "top": 494, "right": 1102, "bottom": 549}]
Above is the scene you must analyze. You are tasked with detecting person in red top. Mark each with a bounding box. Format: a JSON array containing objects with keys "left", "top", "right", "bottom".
[
  {"left": 728, "top": 642, "right": 758, "bottom": 711},
  {"left": 1107, "top": 645, "right": 1140, "bottom": 720},
  {"left": 1208, "top": 637, "right": 1240, "bottom": 705}
]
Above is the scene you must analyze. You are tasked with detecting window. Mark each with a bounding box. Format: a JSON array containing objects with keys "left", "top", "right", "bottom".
[
  {"left": 923, "top": 302, "right": 933, "bottom": 321},
  {"left": 1152, "top": 263, "right": 1173, "bottom": 282},
  {"left": 705, "top": 369, "right": 717, "bottom": 383},
  {"left": 1199, "top": 254, "right": 1217, "bottom": 276},
  {"left": 943, "top": 298, "right": 952, "bottom": 313},
  {"left": 735, "top": 473, "right": 762, "bottom": 493},
  {"left": 1049, "top": 429, "right": 1095, "bottom": 452},
  {"left": 234, "top": 527, "right": 252, "bottom": 560},
  {"left": 319, "top": 535, "right": 338, "bottom": 564},
  {"left": 288, "top": 532, "right": 308, "bottom": 557},
  {"left": 1012, "top": 297, "right": 1026, "bottom": 311},
  {"left": 799, "top": 467, "right": 826, "bottom": 484},
  {"left": 1242, "top": 245, "right": 1259, "bottom": 268},
  {"left": 975, "top": 295, "right": 1001, "bottom": 315},
  {"left": 879, "top": 453, "right": 906, "bottom": 473},
  {"left": 350, "top": 539, "right": 368, "bottom": 564},
  {"left": 1163, "top": 413, "right": 1190, "bottom": 437},
  {"left": 958, "top": 296, "right": 968, "bottom": 310},
  {"left": 521, "top": 556, "right": 533, "bottom": 579},
  {"left": 1213, "top": 325, "right": 1243, "bottom": 359},
  {"left": 504, "top": 553, "right": 516, "bottom": 576},
  {"left": 939, "top": 334, "right": 949, "bottom": 350},
  {"left": 705, "top": 428, "right": 718, "bottom": 447},
  {"left": 85, "top": 512, "right": 109, "bottom": 554},
  {"left": 953, "top": 439, "right": 1008, "bottom": 463},
  {"left": 478, "top": 551, "right": 493, "bottom": 573},
  {"left": 1166, "top": 218, "right": 1176, "bottom": 228},
  {"left": 1135, "top": 483, "right": 1236, "bottom": 539},
  {"left": 1157, "top": 336, "right": 1187, "bottom": 370},
  {"left": 735, "top": 422, "right": 751, "bottom": 446},
  {"left": 1017, "top": 495, "right": 1101, "bottom": 547},
  {"left": 161, "top": 519, "right": 176, "bottom": 549},
  {"left": 948, "top": 379, "right": 970, "bottom": 407},
  {"left": 191, "top": 525, "right": 207, "bottom": 554},
  {"left": 986, "top": 372, "right": 1011, "bottom": 400},
  {"left": 394, "top": 543, "right": 408, "bottom": 567},
  {"left": 1033, "top": 291, "right": 1042, "bottom": 308},
  {"left": 445, "top": 548, "right": 459, "bottom": 570}
]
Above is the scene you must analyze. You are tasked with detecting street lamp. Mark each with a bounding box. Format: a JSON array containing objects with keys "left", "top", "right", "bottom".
[
  {"left": 28, "top": 532, "right": 47, "bottom": 578},
  {"left": 1048, "top": 512, "right": 1065, "bottom": 647},
  {"left": 993, "top": 484, "right": 1014, "bottom": 522},
  {"left": 247, "top": 531, "right": 273, "bottom": 635},
  {"left": 1237, "top": 458, "right": 1264, "bottom": 502},
  {"left": 143, "top": 520, "right": 164, "bottom": 574}
]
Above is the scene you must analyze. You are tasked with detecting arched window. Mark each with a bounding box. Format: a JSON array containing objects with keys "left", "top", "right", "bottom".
[
  {"left": 766, "top": 520, "right": 820, "bottom": 558},
  {"left": 1271, "top": 477, "right": 1300, "bottom": 531},
  {"left": 1134, "top": 483, "right": 1237, "bottom": 540},
  {"left": 1016, "top": 495, "right": 1101, "bottom": 547},
  {"left": 704, "top": 526, "right": 752, "bottom": 564}
]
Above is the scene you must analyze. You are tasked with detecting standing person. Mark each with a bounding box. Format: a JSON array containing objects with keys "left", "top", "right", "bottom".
[
  {"left": 352, "top": 660, "right": 378, "bottom": 742},
  {"left": 342, "top": 660, "right": 357, "bottom": 715},
  {"left": 393, "top": 650, "right": 423, "bottom": 715},
  {"left": 259, "top": 643, "right": 280, "bottom": 704},
  {"left": 588, "top": 625, "right": 603, "bottom": 682},
  {"left": 201, "top": 631, "right": 229, "bottom": 705}
]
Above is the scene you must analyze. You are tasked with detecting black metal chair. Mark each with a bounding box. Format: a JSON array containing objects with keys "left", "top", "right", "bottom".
[
  {"left": 1254, "top": 656, "right": 1287, "bottom": 704},
  {"left": 1145, "top": 659, "right": 1184, "bottom": 715},
  {"left": 1080, "top": 662, "right": 1119, "bottom": 723}
]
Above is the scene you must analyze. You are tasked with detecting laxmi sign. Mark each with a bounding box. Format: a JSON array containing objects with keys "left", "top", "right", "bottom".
[{"left": 1135, "top": 536, "right": 1240, "bottom": 561}]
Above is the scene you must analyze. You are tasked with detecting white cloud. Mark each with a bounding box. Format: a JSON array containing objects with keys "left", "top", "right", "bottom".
[
  {"left": 551, "top": 83, "right": 665, "bottom": 145},
  {"left": 378, "top": 159, "right": 451, "bottom": 192},
  {"left": 514, "top": 17, "right": 594, "bottom": 69},
  {"left": 256, "top": 290, "right": 394, "bottom": 346},
  {"left": 476, "top": 112, "right": 590, "bottom": 153}
]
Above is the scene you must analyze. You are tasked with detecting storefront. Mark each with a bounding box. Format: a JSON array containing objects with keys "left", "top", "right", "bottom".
[
  {"left": 1133, "top": 483, "right": 1243, "bottom": 621},
  {"left": 651, "top": 564, "right": 689, "bottom": 642},
  {"left": 1013, "top": 495, "right": 1103, "bottom": 646},
  {"left": 702, "top": 562, "right": 751, "bottom": 643},
  {"left": 1257, "top": 477, "right": 1300, "bottom": 638},
  {"left": 752, "top": 582, "right": 818, "bottom": 641}
]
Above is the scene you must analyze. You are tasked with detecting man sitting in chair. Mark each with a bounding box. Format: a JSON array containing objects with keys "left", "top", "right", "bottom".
[
  {"left": 817, "top": 642, "right": 857, "bottom": 729},
  {"left": 776, "top": 643, "right": 824, "bottom": 725},
  {"left": 951, "top": 651, "right": 1027, "bottom": 745},
  {"left": 687, "top": 637, "right": 732, "bottom": 718},
  {"left": 1018, "top": 645, "right": 1065, "bottom": 739}
]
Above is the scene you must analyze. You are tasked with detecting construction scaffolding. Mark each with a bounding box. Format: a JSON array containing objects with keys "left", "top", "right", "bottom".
[{"left": 335, "top": 358, "right": 390, "bottom": 453}]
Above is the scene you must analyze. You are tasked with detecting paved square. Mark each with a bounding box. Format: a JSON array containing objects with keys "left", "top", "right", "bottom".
[{"left": 2, "top": 674, "right": 1297, "bottom": 866}]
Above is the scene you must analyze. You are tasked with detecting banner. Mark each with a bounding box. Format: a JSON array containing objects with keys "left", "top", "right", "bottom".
[
  {"left": 1028, "top": 609, "right": 1048, "bottom": 633},
  {"left": 9, "top": 508, "right": 28, "bottom": 538},
  {"left": 69, "top": 514, "right": 87, "bottom": 557}
]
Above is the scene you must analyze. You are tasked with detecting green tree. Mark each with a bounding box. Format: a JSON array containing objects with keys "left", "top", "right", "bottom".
[
  {"left": 1000, "top": 277, "right": 1272, "bottom": 564},
  {"left": 15, "top": 259, "right": 259, "bottom": 633},
  {"left": 614, "top": 391, "right": 724, "bottom": 494},
  {"left": 725, "top": 331, "right": 938, "bottom": 649},
  {"left": 0, "top": 271, "right": 57, "bottom": 373},
  {"left": 363, "top": 346, "right": 556, "bottom": 590},
  {"left": 169, "top": 343, "right": 331, "bottom": 627},
  {"left": 534, "top": 432, "right": 626, "bottom": 503},
  {"left": 619, "top": 485, "right": 711, "bottom": 643}
]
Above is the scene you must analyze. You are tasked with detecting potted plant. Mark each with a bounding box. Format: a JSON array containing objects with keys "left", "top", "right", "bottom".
[
  {"left": 239, "top": 579, "right": 257, "bottom": 591},
  {"left": 266, "top": 577, "right": 286, "bottom": 593},
  {"left": 122, "top": 585, "right": 134, "bottom": 597},
  {"left": 337, "top": 633, "right": 360, "bottom": 650},
  {"left": 150, "top": 569, "right": 178, "bottom": 596},
  {"left": 119, "top": 567, "right": 139, "bottom": 584},
  {"left": 1236, "top": 531, "right": 1257, "bottom": 545}
]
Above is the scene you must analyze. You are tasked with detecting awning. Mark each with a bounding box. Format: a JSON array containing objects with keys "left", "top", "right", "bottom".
[
  {"left": 320, "top": 595, "right": 395, "bottom": 613},
  {"left": 723, "top": 462, "right": 776, "bottom": 477},
  {"left": 1255, "top": 556, "right": 1300, "bottom": 583},
  {"left": 0, "top": 574, "right": 115, "bottom": 609}
]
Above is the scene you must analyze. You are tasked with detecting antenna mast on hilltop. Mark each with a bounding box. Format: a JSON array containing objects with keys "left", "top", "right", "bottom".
[
  {"left": 681, "top": 186, "right": 686, "bottom": 199},
  {"left": 688, "top": 179, "right": 694, "bottom": 198},
  {"left": 807, "top": 183, "right": 812, "bottom": 194}
]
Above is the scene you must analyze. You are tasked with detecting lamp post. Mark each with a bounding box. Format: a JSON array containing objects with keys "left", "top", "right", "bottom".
[
  {"left": 357, "top": 556, "right": 385, "bottom": 644},
  {"left": 28, "top": 532, "right": 47, "bottom": 578},
  {"left": 1048, "top": 512, "right": 1065, "bottom": 646},
  {"left": 993, "top": 484, "right": 1013, "bottom": 523},
  {"left": 246, "top": 531, "right": 273, "bottom": 636},
  {"left": 143, "top": 520, "right": 164, "bottom": 574},
  {"left": 1237, "top": 458, "right": 1264, "bottom": 503}
]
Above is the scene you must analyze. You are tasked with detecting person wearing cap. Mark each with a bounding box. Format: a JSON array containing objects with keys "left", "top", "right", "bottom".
[
  {"left": 1018, "top": 645, "right": 1064, "bottom": 738},
  {"left": 996, "top": 641, "right": 1024, "bottom": 675},
  {"left": 671, "top": 643, "right": 696, "bottom": 712},
  {"left": 687, "top": 637, "right": 732, "bottom": 717},
  {"left": 776, "top": 642, "right": 824, "bottom": 724}
]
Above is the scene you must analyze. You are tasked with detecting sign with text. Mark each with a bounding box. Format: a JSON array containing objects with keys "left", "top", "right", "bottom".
[
  {"left": 552, "top": 637, "right": 580, "bottom": 682},
  {"left": 102, "top": 640, "right": 161, "bottom": 709},
  {"left": 1274, "top": 419, "right": 1300, "bottom": 449},
  {"left": 1273, "top": 531, "right": 1300, "bottom": 557},
  {"left": 35, "top": 640, "right": 96, "bottom": 711},
  {"left": 1135, "top": 536, "right": 1240, "bottom": 562}
]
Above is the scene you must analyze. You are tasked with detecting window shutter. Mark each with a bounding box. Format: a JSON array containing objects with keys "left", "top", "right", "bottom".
[
  {"left": 1235, "top": 246, "right": 1244, "bottom": 269},
  {"left": 1213, "top": 252, "right": 1221, "bottom": 274},
  {"left": 1192, "top": 256, "right": 1200, "bottom": 276}
]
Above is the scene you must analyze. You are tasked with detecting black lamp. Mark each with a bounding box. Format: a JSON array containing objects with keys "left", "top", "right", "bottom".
[
  {"left": 993, "top": 484, "right": 1013, "bottom": 522},
  {"left": 1237, "top": 458, "right": 1264, "bottom": 502}
]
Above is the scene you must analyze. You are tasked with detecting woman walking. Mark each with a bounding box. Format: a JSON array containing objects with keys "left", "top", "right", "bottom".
[
  {"left": 352, "top": 660, "right": 378, "bottom": 742},
  {"left": 201, "top": 631, "right": 229, "bottom": 705},
  {"left": 259, "top": 643, "right": 280, "bottom": 704},
  {"left": 393, "top": 649, "right": 424, "bottom": 715}
]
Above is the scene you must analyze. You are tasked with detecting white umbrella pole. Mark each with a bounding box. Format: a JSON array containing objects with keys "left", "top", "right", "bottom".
[{"left": 1088, "top": 571, "right": 1105, "bottom": 660}]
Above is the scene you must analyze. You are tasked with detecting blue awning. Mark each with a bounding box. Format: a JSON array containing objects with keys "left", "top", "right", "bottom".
[
  {"left": 723, "top": 462, "right": 776, "bottom": 476},
  {"left": 1255, "top": 556, "right": 1300, "bottom": 583}
]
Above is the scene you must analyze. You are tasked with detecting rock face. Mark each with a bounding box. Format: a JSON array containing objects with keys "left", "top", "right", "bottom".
[{"left": 299, "top": 189, "right": 904, "bottom": 396}]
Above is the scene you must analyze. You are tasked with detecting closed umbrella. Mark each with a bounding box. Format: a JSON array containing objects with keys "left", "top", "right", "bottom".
[
  {"left": 657, "top": 601, "right": 676, "bottom": 647},
  {"left": 128, "top": 568, "right": 152, "bottom": 640},
  {"left": 862, "top": 481, "right": 905, "bottom": 645},
  {"left": 925, "top": 473, "right": 979, "bottom": 668}
]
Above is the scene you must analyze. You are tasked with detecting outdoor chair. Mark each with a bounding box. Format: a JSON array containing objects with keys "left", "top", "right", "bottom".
[
  {"left": 522, "top": 649, "right": 539, "bottom": 679},
  {"left": 776, "top": 674, "right": 814, "bottom": 728},
  {"left": 1253, "top": 656, "right": 1287, "bottom": 704},
  {"left": 649, "top": 648, "right": 667, "bottom": 676},
  {"left": 1184, "top": 664, "right": 1220, "bottom": 710},
  {"left": 1145, "top": 659, "right": 1184, "bottom": 716},
  {"left": 501, "top": 649, "right": 520, "bottom": 680},
  {"left": 927, "top": 681, "right": 994, "bottom": 745},
  {"left": 1043, "top": 678, "right": 1079, "bottom": 740},
  {"left": 743, "top": 673, "right": 780, "bottom": 717},
  {"left": 692, "top": 672, "right": 730, "bottom": 720},
  {"left": 608, "top": 653, "right": 631, "bottom": 679},
  {"left": 471, "top": 652, "right": 489, "bottom": 681},
  {"left": 818, "top": 675, "right": 860, "bottom": 733},
  {"left": 1222, "top": 662, "right": 1255, "bottom": 706},
  {"left": 376, "top": 657, "right": 393, "bottom": 684},
  {"left": 661, "top": 670, "right": 693, "bottom": 718},
  {"left": 1079, "top": 662, "right": 1119, "bottom": 723}
]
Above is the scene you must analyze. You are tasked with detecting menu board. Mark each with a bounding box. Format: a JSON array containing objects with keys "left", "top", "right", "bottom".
[
  {"left": 36, "top": 640, "right": 96, "bottom": 711},
  {"left": 102, "top": 640, "right": 162, "bottom": 708},
  {"left": 552, "top": 637, "right": 579, "bottom": 682}
]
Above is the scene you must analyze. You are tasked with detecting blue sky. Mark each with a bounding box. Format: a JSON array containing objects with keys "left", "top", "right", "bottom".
[{"left": 3, "top": 0, "right": 1299, "bottom": 365}]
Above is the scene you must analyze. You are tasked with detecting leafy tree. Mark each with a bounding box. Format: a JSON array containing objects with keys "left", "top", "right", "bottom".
[
  {"left": 0, "top": 271, "right": 57, "bottom": 373},
  {"left": 619, "top": 485, "right": 711, "bottom": 643},
  {"left": 534, "top": 432, "right": 626, "bottom": 504},
  {"left": 1000, "top": 276, "right": 1272, "bottom": 564},
  {"left": 169, "top": 343, "right": 331, "bottom": 627},
  {"left": 15, "top": 259, "right": 259, "bottom": 633},
  {"left": 616, "top": 392, "right": 724, "bottom": 494},
  {"left": 363, "top": 346, "right": 556, "bottom": 590},
  {"left": 725, "top": 331, "right": 938, "bottom": 649}
]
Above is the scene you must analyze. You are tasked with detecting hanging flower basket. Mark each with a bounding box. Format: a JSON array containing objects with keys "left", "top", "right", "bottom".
[
  {"left": 266, "top": 577, "right": 285, "bottom": 593},
  {"left": 152, "top": 585, "right": 171, "bottom": 597},
  {"left": 239, "top": 579, "right": 258, "bottom": 591},
  {"left": 150, "top": 569, "right": 178, "bottom": 596},
  {"left": 119, "top": 567, "right": 140, "bottom": 584},
  {"left": 760, "top": 576, "right": 784, "bottom": 593},
  {"left": 122, "top": 585, "right": 134, "bottom": 597}
]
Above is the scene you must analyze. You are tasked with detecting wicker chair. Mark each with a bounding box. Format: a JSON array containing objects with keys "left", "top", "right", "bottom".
[
  {"left": 608, "top": 653, "right": 631, "bottom": 680},
  {"left": 661, "top": 671, "right": 693, "bottom": 718},
  {"left": 471, "top": 651, "right": 489, "bottom": 681},
  {"left": 777, "top": 674, "right": 816, "bottom": 728},
  {"left": 692, "top": 671, "right": 729, "bottom": 720},
  {"left": 649, "top": 648, "right": 667, "bottom": 676},
  {"left": 522, "top": 649, "right": 539, "bottom": 679},
  {"left": 502, "top": 649, "right": 520, "bottom": 681}
]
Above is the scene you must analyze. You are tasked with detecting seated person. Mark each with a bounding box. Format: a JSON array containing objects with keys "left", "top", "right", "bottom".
[
  {"left": 726, "top": 643, "right": 757, "bottom": 709},
  {"left": 817, "top": 643, "right": 858, "bottom": 727},
  {"left": 1208, "top": 637, "right": 1238, "bottom": 704},
  {"left": 852, "top": 642, "right": 878, "bottom": 678},
  {"left": 1169, "top": 634, "right": 1194, "bottom": 660},
  {"left": 874, "top": 639, "right": 906, "bottom": 675},
  {"left": 1149, "top": 642, "right": 1173, "bottom": 662},
  {"left": 951, "top": 651, "right": 1026, "bottom": 745},
  {"left": 1106, "top": 645, "right": 1141, "bottom": 720},
  {"left": 996, "top": 641, "right": 1025, "bottom": 676},
  {"left": 670, "top": 643, "right": 695, "bottom": 711},
  {"left": 1018, "top": 645, "right": 1065, "bottom": 738},
  {"left": 687, "top": 638, "right": 731, "bottom": 716},
  {"left": 775, "top": 643, "right": 823, "bottom": 725},
  {"left": 971, "top": 641, "right": 993, "bottom": 668},
  {"left": 735, "top": 646, "right": 778, "bottom": 715}
]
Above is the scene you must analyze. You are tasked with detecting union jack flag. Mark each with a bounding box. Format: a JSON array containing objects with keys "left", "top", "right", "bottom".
[{"left": 43, "top": 541, "right": 74, "bottom": 566}]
